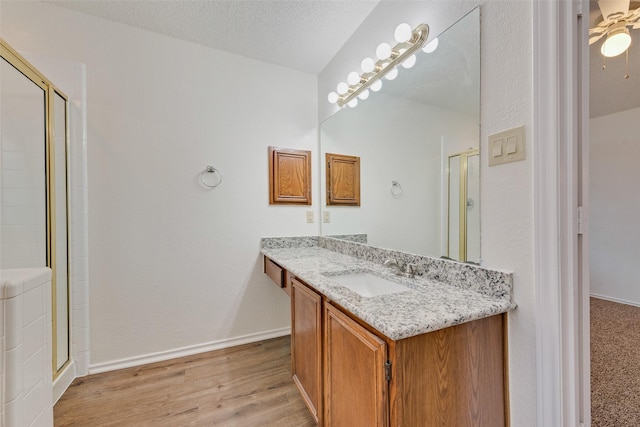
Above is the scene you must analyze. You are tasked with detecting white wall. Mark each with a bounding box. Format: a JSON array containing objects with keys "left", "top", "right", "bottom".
[
  {"left": 319, "top": 1, "right": 536, "bottom": 425},
  {"left": 590, "top": 107, "right": 640, "bottom": 306},
  {"left": 1, "top": 1, "right": 319, "bottom": 367}
]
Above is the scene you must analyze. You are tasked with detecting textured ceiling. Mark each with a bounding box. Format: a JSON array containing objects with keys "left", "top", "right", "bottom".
[
  {"left": 46, "top": 1, "right": 638, "bottom": 117},
  {"left": 48, "top": 0, "right": 380, "bottom": 74},
  {"left": 589, "top": 1, "right": 640, "bottom": 118}
]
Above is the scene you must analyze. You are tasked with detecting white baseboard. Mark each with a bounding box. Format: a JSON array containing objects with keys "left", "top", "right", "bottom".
[
  {"left": 53, "top": 361, "right": 76, "bottom": 404},
  {"left": 88, "top": 327, "right": 291, "bottom": 375},
  {"left": 590, "top": 293, "right": 640, "bottom": 308}
]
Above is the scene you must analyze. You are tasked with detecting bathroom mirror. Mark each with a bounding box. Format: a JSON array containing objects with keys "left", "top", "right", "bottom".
[{"left": 320, "top": 7, "right": 480, "bottom": 262}]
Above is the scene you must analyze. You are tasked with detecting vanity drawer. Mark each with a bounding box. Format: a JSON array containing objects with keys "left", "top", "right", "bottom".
[{"left": 264, "top": 256, "right": 290, "bottom": 295}]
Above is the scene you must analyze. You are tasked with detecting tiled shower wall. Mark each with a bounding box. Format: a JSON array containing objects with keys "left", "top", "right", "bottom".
[{"left": 0, "top": 59, "right": 47, "bottom": 269}]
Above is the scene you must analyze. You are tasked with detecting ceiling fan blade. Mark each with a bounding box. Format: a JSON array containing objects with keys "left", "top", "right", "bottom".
[
  {"left": 598, "top": 0, "right": 631, "bottom": 20},
  {"left": 627, "top": 6, "right": 640, "bottom": 21},
  {"left": 589, "top": 30, "right": 607, "bottom": 45}
]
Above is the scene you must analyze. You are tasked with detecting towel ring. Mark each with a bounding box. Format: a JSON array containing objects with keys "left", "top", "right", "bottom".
[
  {"left": 391, "top": 180, "right": 402, "bottom": 198},
  {"left": 200, "top": 166, "right": 223, "bottom": 188}
]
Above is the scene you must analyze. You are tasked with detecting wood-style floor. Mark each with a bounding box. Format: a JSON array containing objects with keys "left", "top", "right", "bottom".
[{"left": 54, "top": 336, "right": 316, "bottom": 426}]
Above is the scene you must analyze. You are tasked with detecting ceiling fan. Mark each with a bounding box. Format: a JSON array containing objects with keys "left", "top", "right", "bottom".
[{"left": 589, "top": 0, "right": 640, "bottom": 57}]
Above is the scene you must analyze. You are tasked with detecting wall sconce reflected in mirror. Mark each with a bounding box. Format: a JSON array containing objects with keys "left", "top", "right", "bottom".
[{"left": 328, "top": 22, "right": 434, "bottom": 109}]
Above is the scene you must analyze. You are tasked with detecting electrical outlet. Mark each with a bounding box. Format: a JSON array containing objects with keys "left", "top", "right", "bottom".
[
  {"left": 323, "top": 211, "right": 330, "bottom": 223},
  {"left": 306, "top": 211, "right": 314, "bottom": 223}
]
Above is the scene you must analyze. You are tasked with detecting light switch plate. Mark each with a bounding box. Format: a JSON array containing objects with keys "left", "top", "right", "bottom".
[
  {"left": 306, "top": 211, "right": 314, "bottom": 223},
  {"left": 488, "top": 125, "right": 526, "bottom": 166},
  {"left": 323, "top": 211, "right": 330, "bottom": 223}
]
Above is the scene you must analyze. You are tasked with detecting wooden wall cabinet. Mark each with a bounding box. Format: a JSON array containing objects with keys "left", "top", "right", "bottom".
[
  {"left": 290, "top": 278, "right": 324, "bottom": 424},
  {"left": 326, "top": 153, "right": 360, "bottom": 206},
  {"left": 269, "top": 146, "right": 312, "bottom": 205}
]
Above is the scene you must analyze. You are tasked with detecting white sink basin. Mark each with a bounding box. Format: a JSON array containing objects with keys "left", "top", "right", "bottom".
[{"left": 329, "top": 272, "right": 410, "bottom": 298}]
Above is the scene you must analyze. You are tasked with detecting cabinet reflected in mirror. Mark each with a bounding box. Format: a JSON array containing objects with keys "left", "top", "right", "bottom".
[{"left": 320, "top": 7, "right": 480, "bottom": 261}]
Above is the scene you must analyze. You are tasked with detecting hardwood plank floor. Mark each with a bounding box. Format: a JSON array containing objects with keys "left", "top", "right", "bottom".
[{"left": 54, "top": 336, "right": 316, "bottom": 426}]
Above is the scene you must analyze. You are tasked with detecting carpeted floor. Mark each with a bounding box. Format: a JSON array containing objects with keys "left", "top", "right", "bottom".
[{"left": 591, "top": 297, "right": 640, "bottom": 426}]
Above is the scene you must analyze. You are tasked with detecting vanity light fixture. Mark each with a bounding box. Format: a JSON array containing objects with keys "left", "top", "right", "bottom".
[{"left": 328, "top": 22, "right": 430, "bottom": 108}]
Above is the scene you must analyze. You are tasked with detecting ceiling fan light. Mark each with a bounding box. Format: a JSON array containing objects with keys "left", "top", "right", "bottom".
[{"left": 601, "top": 26, "right": 631, "bottom": 57}]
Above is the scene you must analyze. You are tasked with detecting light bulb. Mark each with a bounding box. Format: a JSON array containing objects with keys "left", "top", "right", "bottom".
[
  {"left": 402, "top": 55, "right": 416, "bottom": 69},
  {"left": 361, "top": 57, "right": 375, "bottom": 73},
  {"left": 394, "top": 23, "right": 412, "bottom": 43},
  {"left": 370, "top": 80, "right": 383, "bottom": 92},
  {"left": 347, "top": 71, "right": 360, "bottom": 86},
  {"left": 422, "top": 38, "right": 439, "bottom": 53},
  {"left": 385, "top": 67, "right": 399, "bottom": 80},
  {"left": 376, "top": 43, "right": 392, "bottom": 60},
  {"left": 601, "top": 28, "right": 631, "bottom": 57},
  {"left": 327, "top": 91, "right": 339, "bottom": 104},
  {"left": 358, "top": 89, "right": 370, "bottom": 100},
  {"left": 348, "top": 98, "right": 358, "bottom": 108},
  {"left": 337, "top": 82, "right": 349, "bottom": 95}
]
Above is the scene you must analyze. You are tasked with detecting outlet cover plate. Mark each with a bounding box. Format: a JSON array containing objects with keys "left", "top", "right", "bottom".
[{"left": 488, "top": 125, "right": 526, "bottom": 166}]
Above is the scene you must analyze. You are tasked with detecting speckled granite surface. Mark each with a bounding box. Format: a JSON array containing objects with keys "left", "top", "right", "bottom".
[
  {"left": 326, "top": 234, "right": 368, "bottom": 243},
  {"left": 320, "top": 237, "right": 513, "bottom": 300},
  {"left": 261, "top": 237, "right": 516, "bottom": 341}
]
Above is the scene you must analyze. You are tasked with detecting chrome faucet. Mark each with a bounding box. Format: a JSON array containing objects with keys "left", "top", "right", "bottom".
[{"left": 383, "top": 259, "right": 416, "bottom": 278}]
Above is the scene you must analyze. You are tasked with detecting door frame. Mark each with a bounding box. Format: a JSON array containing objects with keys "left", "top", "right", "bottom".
[{"left": 533, "top": 1, "right": 590, "bottom": 426}]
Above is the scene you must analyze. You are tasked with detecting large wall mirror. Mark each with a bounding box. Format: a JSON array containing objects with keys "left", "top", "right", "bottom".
[{"left": 320, "top": 7, "right": 480, "bottom": 263}]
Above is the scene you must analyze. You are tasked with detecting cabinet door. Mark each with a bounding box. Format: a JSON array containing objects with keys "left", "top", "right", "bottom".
[
  {"left": 324, "top": 302, "right": 388, "bottom": 427},
  {"left": 269, "top": 146, "right": 312, "bottom": 205},
  {"left": 291, "top": 278, "right": 323, "bottom": 424},
  {"left": 325, "top": 153, "right": 360, "bottom": 206}
]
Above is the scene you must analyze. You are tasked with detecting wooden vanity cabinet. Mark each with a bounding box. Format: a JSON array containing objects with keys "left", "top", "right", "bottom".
[
  {"left": 324, "top": 302, "right": 388, "bottom": 427},
  {"left": 263, "top": 256, "right": 291, "bottom": 295},
  {"left": 264, "top": 258, "right": 507, "bottom": 426},
  {"left": 290, "top": 277, "right": 323, "bottom": 424}
]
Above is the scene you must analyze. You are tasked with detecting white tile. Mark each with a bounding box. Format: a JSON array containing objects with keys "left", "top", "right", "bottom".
[
  {"left": 0, "top": 337, "right": 5, "bottom": 375},
  {"left": 4, "top": 296, "right": 23, "bottom": 350},
  {"left": 1, "top": 207, "right": 39, "bottom": 226},
  {"left": 24, "top": 379, "right": 50, "bottom": 427},
  {"left": 0, "top": 244, "right": 36, "bottom": 266},
  {"left": 1, "top": 170, "right": 44, "bottom": 190},
  {"left": 0, "top": 304, "right": 4, "bottom": 336},
  {"left": 22, "top": 316, "right": 44, "bottom": 360},
  {"left": 1, "top": 225, "right": 41, "bottom": 243},
  {"left": 30, "top": 405, "right": 53, "bottom": 427},
  {"left": 4, "top": 394, "right": 24, "bottom": 427},
  {"left": 1, "top": 189, "right": 42, "bottom": 207},
  {"left": 1, "top": 150, "right": 43, "bottom": 171},
  {"left": 71, "top": 280, "right": 89, "bottom": 306},
  {"left": 71, "top": 259, "right": 88, "bottom": 281},
  {"left": 71, "top": 236, "right": 88, "bottom": 259},
  {"left": 5, "top": 344, "right": 24, "bottom": 402},
  {"left": 23, "top": 347, "right": 44, "bottom": 393},
  {"left": 23, "top": 285, "right": 44, "bottom": 326}
]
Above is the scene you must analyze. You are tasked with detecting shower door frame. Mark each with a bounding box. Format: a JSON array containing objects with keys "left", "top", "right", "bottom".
[
  {"left": 446, "top": 148, "right": 479, "bottom": 262},
  {"left": 1, "top": 38, "right": 71, "bottom": 379}
]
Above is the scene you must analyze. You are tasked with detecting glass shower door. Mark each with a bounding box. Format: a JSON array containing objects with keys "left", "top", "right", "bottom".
[
  {"left": 1, "top": 42, "right": 71, "bottom": 377},
  {"left": 0, "top": 57, "right": 48, "bottom": 268}
]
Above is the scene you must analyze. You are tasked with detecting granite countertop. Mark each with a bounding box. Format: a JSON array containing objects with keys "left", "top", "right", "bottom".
[{"left": 261, "top": 245, "right": 516, "bottom": 341}]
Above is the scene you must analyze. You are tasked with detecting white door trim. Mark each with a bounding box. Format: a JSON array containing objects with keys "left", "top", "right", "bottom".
[{"left": 533, "top": 1, "right": 588, "bottom": 425}]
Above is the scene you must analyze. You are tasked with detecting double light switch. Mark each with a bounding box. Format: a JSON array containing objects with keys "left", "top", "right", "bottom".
[{"left": 488, "top": 125, "right": 526, "bottom": 166}]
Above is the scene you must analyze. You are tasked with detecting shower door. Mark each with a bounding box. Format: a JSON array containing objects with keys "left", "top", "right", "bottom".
[
  {"left": 447, "top": 149, "right": 480, "bottom": 263},
  {"left": 1, "top": 40, "right": 71, "bottom": 377}
]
